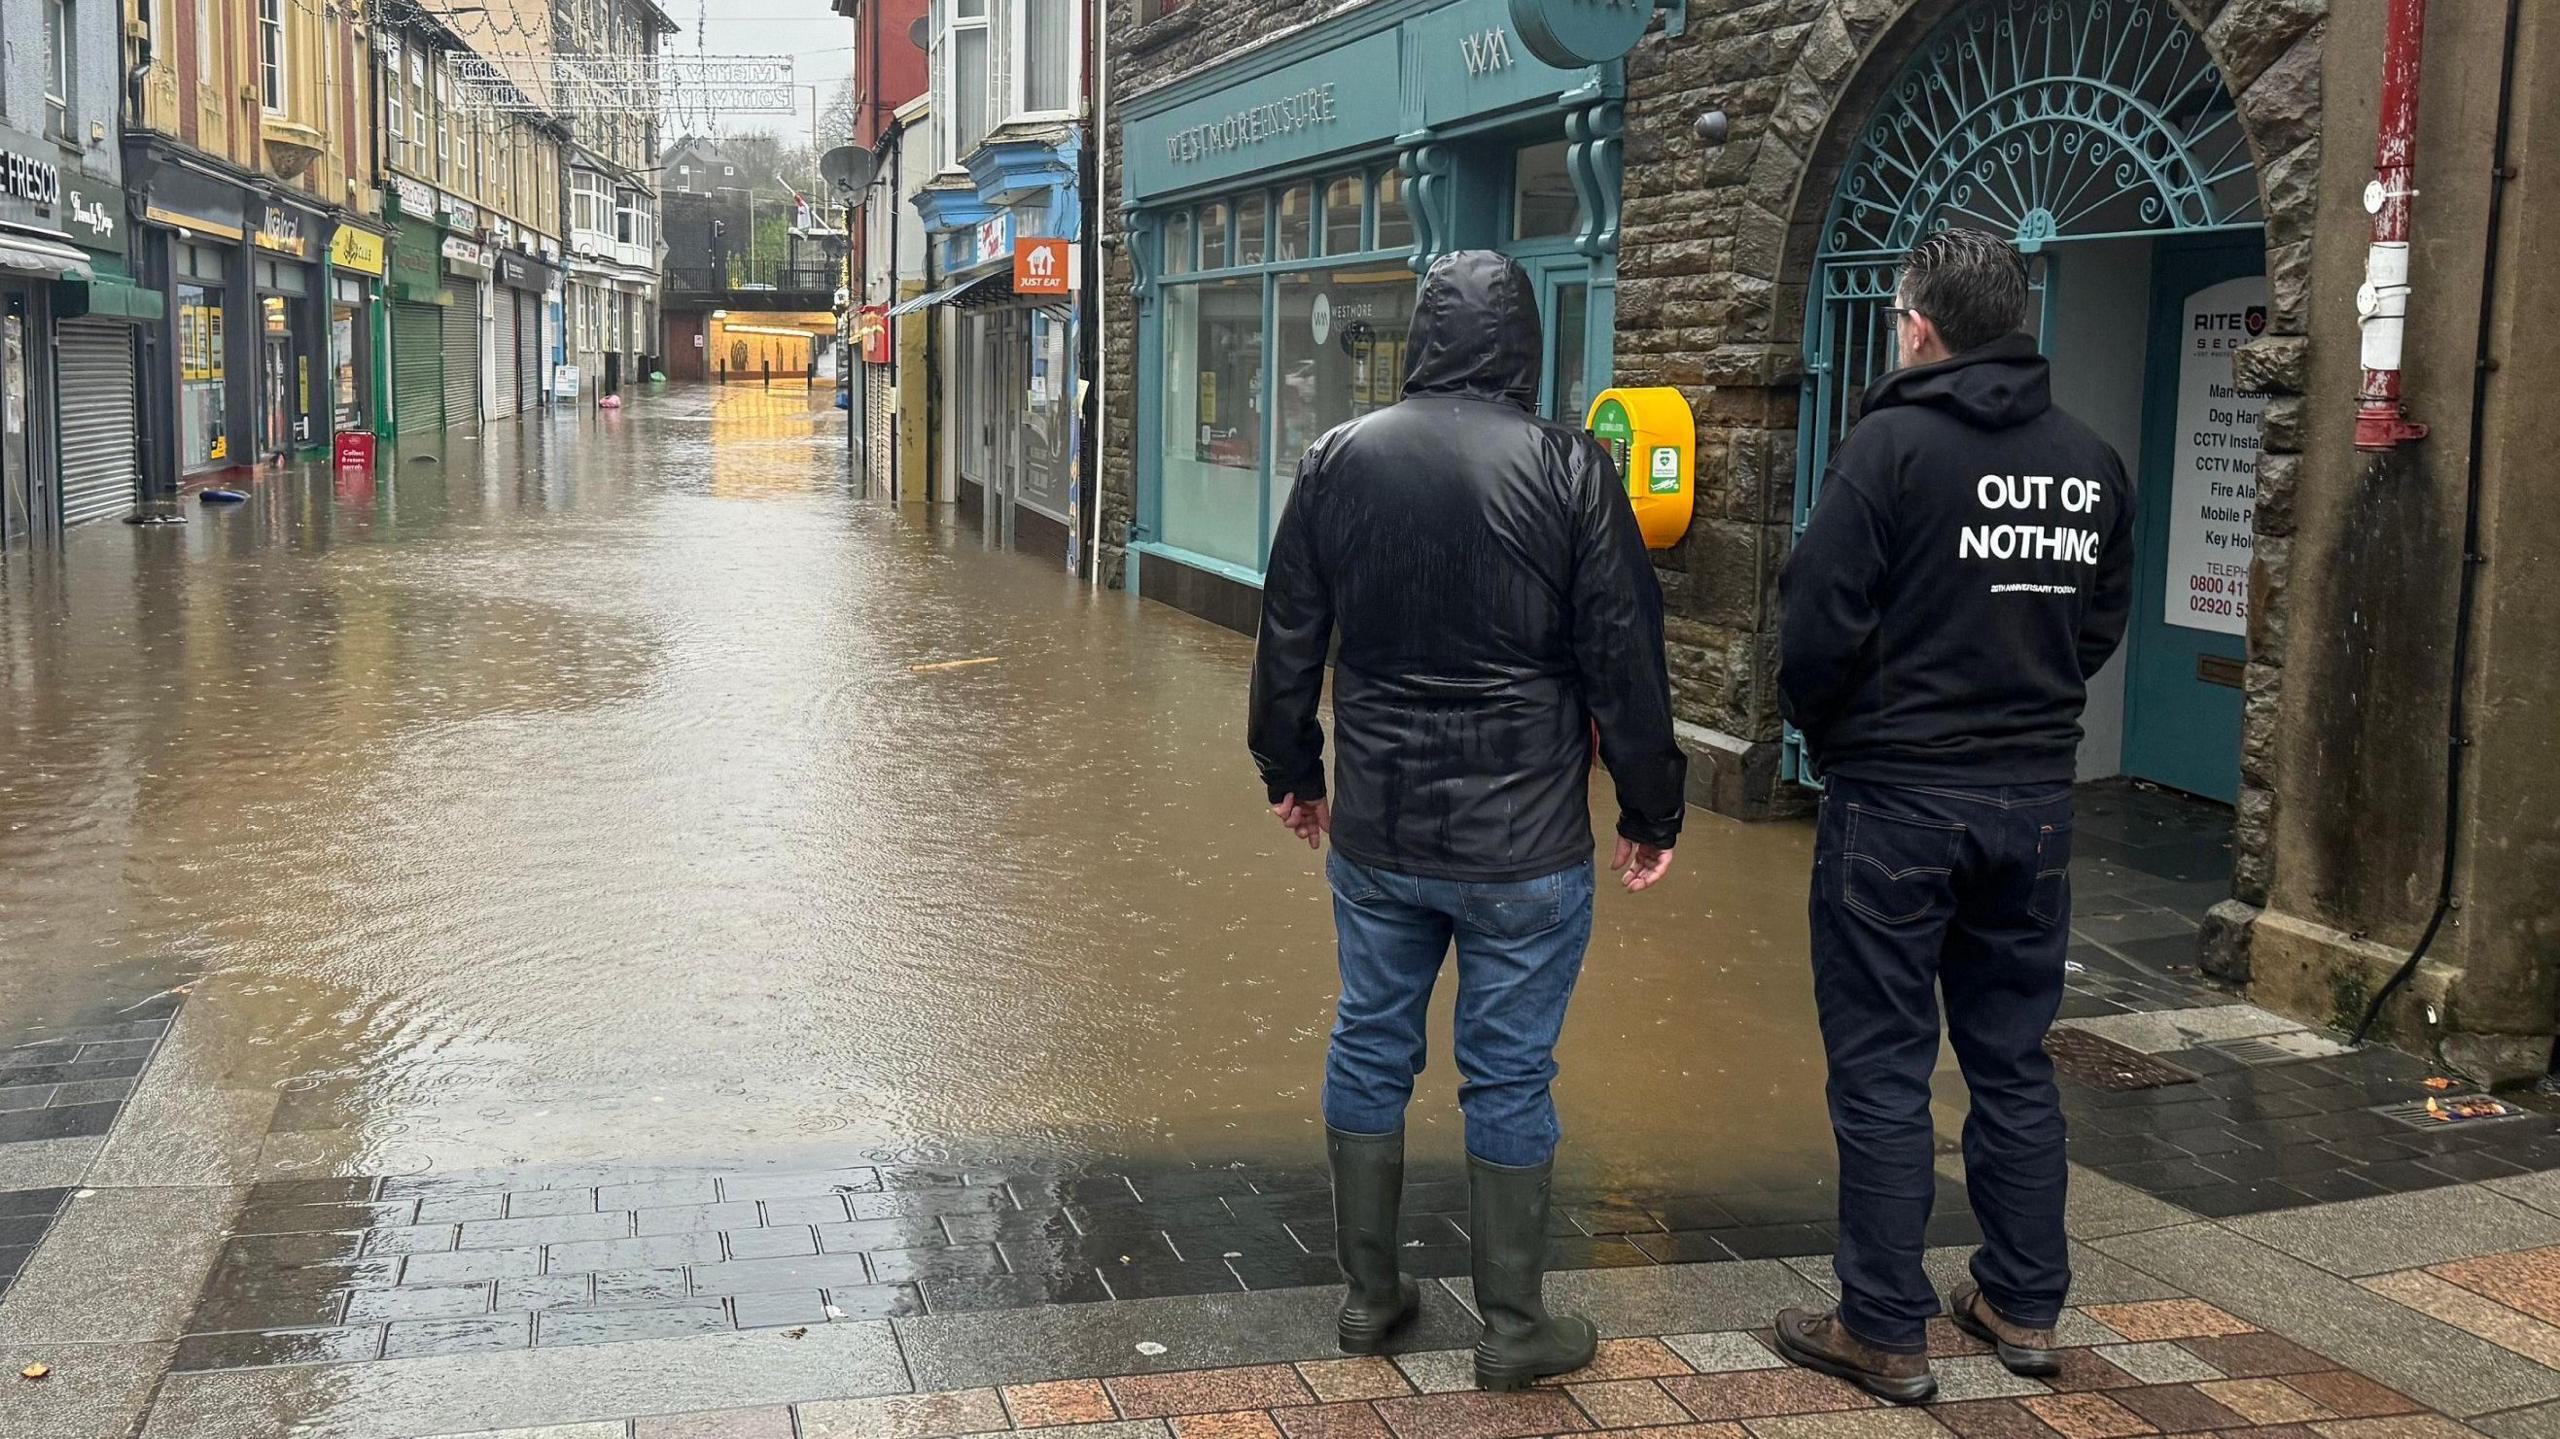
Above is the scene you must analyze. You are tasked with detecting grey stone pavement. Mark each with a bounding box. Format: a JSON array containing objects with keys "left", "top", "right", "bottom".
[{"left": 17, "top": 1008, "right": 2560, "bottom": 1439}]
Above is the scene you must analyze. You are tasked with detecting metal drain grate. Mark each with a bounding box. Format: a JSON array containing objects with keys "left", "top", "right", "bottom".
[
  {"left": 2047, "top": 1027, "right": 2200, "bottom": 1091},
  {"left": 2374, "top": 1097, "right": 2533, "bottom": 1130}
]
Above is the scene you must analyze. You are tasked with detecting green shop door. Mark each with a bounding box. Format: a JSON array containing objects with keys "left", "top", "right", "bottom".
[
  {"left": 1511, "top": 252, "right": 1608, "bottom": 425},
  {"left": 2122, "top": 241, "right": 2266, "bottom": 803}
]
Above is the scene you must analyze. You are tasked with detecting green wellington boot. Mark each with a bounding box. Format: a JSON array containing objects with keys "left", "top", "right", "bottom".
[
  {"left": 1328, "top": 1127, "right": 1420, "bottom": 1354},
  {"left": 1467, "top": 1155, "right": 1598, "bottom": 1391}
]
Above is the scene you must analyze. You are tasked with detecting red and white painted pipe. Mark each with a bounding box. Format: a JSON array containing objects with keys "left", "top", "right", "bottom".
[{"left": 2355, "top": 0, "right": 2433, "bottom": 451}]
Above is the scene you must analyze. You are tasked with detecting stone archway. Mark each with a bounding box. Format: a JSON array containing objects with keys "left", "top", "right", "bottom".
[{"left": 1615, "top": 0, "right": 2324, "bottom": 837}]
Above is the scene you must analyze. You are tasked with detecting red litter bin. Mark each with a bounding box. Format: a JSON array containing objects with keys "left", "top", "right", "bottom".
[{"left": 333, "top": 432, "right": 376, "bottom": 471}]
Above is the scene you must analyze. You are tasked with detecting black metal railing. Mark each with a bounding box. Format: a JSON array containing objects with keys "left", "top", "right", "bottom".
[{"left": 665, "top": 264, "right": 839, "bottom": 295}]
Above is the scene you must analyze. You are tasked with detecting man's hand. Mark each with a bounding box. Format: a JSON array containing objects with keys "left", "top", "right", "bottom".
[
  {"left": 1273, "top": 794, "right": 1332, "bottom": 850},
  {"left": 1612, "top": 837, "right": 1674, "bottom": 892}
]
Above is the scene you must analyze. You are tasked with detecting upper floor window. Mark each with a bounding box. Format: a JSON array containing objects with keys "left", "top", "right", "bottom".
[
  {"left": 434, "top": 73, "right": 452, "bottom": 179},
  {"left": 386, "top": 44, "right": 407, "bottom": 147},
  {"left": 43, "top": 0, "right": 73, "bottom": 137},
  {"left": 1006, "top": 0, "right": 1075, "bottom": 117},
  {"left": 259, "top": 0, "right": 287, "bottom": 111},
  {"left": 931, "top": 0, "right": 990, "bottom": 165}
]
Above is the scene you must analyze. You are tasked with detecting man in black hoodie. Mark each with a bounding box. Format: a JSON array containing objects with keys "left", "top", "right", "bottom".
[
  {"left": 1250, "top": 250, "right": 1687, "bottom": 1390},
  {"left": 1771, "top": 231, "right": 2136, "bottom": 1403}
]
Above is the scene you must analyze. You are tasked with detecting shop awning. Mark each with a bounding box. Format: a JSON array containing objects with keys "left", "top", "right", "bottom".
[
  {"left": 56, "top": 271, "right": 165, "bottom": 323},
  {"left": 0, "top": 230, "right": 93, "bottom": 282},
  {"left": 885, "top": 270, "right": 1025, "bottom": 317}
]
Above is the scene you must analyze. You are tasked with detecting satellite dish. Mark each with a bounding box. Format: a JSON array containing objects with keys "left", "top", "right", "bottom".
[
  {"left": 908, "top": 18, "right": 929, "bottom": 50},
  {"left": 819, "top": 145, "right": 875, "bottom": 195}
]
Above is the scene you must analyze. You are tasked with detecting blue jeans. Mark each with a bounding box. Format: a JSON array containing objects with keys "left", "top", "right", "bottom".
[
  {"left": 1321, "top": 850, "right": 1597, "bottom": 1167},
  {"left": 1812, "top": 777, "right": 2075, "bottom": 1353}
]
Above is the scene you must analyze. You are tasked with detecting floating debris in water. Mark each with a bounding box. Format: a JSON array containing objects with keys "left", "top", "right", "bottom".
[
  {"left": 2427, "top": 1095, "right": 2510, "bottom": 1123},
  {"left": 910, "top": 656, "right": 1001, "bottom": 674}
]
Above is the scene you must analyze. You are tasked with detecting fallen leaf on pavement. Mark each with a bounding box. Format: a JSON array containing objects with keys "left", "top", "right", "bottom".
[
  {"left": 782, "top": 1327, "right": 808, "bottom": 1340},
  {"left": 19, "top": 1363, "right": 49, "bottom": 1381}
]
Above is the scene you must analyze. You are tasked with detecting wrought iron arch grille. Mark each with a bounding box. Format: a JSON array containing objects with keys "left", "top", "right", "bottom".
[{"left": 1783, "top": 0, "right": 2264, "bottom": 783}]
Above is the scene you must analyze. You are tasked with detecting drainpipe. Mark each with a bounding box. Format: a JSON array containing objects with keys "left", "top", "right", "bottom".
[
  {"left": 2353, "top": 0, "right": 2524, "bottom": 1047},
  {"left": 2354, "top": 0, "right": 2433, "bottom": 452},
  {"left": 1088, "top": 0, "right": 1107, "bottom": 589}
]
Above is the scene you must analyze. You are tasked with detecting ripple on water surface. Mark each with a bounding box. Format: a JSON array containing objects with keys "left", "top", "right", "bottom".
[{"left": 0, "top": 387, "right": 1834, "bottom": 1193}]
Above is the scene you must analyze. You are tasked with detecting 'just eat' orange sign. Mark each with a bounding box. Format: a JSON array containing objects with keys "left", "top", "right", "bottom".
[{"left": 1013, "top": 238, "right": 1076, "bottom": 295}]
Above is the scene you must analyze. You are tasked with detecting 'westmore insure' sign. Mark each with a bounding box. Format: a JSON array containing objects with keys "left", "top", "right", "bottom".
[{"left": 1161, "top": 85, "right": 1338, "bottom": 166}]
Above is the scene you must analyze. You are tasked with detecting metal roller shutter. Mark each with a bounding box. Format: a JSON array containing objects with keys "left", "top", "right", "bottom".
[
  {"left": 392, "top": 301, "right": 443, "bottom": 435},
  {"left": 518, "top": 294, "right": 542, "bottom": 412},
  {"left": 56, "top": 319, "right": 137, "bottom": 527},
  {"left": 490, "top": 288, "right": 521, "bottom": 421},
  {"left": 442, "top": 283, "right": 481, "bottom": 430}
]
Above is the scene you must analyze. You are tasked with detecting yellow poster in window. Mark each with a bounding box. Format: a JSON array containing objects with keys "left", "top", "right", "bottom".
[{"left": 1200, "top": 371, "right": 1219, "bottom": 426}]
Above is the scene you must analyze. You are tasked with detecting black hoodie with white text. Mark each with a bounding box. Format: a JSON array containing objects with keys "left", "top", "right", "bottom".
[{"left": 1777, "top": 333, "right": 2137, "bottom": 786}]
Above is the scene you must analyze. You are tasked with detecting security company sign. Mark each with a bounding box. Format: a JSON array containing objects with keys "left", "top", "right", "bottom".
[
  {"left": 2162, "top": 275, "right": 2270, "bottom": 636},
  {"left": 1507, "top": 0, "right": 1649, "bottom": 69},
  {"left": 1013, "top": 238, "right": 1074, "bottom": 295}
]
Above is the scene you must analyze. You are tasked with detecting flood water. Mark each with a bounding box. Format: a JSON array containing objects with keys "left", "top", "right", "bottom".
[{"left": 0, "top": 385, "right": 1833, "bottom": 1195}]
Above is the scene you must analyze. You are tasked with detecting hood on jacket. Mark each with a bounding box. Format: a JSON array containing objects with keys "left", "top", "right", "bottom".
[
  {"left": 1402, "top": 250, "right": 1542, "bottom": 410},
  {"left": 1861, "top": 331, "right": 2053, "bottom": 431}
]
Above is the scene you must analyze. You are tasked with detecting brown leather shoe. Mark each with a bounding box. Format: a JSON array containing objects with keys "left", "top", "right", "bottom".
[
  {"left": 1947, "top": 1281, "right": 2061, "bottom": 1377},
  {"left": 1771, "top": 1308, "right": 1936, "bottom": 1404}
]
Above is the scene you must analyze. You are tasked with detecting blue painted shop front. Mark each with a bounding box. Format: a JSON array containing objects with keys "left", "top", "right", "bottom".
[
  {"left": 1118, "top": 0, "right": 1625, "bottom": 622},
  {"left": 907, "top": 129, "right": 1083, "bottom": 557}
]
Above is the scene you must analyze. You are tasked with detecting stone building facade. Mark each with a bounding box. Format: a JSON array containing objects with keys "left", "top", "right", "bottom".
[{"left": 1100, "top": 0, "right": 2560, "bottom": 1077}]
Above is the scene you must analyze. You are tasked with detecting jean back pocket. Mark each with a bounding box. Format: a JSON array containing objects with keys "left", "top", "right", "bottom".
[
  {"left": 1842, "top": 804, "right": 1963, "bottom": 926},
  {"left": 1462, "top": 870, "right": 1573, "bottom": 940}
]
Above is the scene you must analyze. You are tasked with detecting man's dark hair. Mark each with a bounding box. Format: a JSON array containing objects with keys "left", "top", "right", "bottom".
[{"left": 1898, "top": 229, "right": 2030, "bottom": 354}]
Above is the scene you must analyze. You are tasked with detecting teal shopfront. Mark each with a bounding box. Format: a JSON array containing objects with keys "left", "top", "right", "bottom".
[{"left": 1118, "top": 0, "right": 1626, "bottom": 614}]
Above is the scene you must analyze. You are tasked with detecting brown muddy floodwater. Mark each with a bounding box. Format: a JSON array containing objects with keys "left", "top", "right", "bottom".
[{"left": 0, "top": 385, "right": 1834, "bottom": 1195}]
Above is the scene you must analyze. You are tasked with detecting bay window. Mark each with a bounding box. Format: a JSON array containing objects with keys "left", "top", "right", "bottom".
[
  {"left": 931, "top": 0, "right": 990, "bottom": 165},
  {"left": 996, "top": 0, "right": 1076, "bottom": 119}
]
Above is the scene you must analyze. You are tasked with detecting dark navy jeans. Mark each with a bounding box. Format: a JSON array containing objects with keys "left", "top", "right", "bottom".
[
  {"left": 1811, "top": 776, "right": 2075, "bottom": 1352},
  {"left": 1321, "top": 850, "right": 1596, "bottom": 1167}
]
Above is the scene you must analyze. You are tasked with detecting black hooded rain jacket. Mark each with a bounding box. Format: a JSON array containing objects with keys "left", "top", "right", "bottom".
[
  {"left": 1247, "top": 250, "right": 1687, "bottom": 883},
  {"left": 1778, "top": 333, "right": 2137, "bottom": 784}
]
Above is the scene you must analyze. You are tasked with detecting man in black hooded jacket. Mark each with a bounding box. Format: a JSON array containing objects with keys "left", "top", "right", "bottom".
[
  {"left": 1250, "top": 250, "right": 1687, "bottom": 1390},
  {"left": 1771, "top": 230, "right": 2136, "bottom": 1403}
]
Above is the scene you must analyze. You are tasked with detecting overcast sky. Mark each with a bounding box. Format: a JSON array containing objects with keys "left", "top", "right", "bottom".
[{"left": 666, "top": 4, "right": 859, "bottom": 147}]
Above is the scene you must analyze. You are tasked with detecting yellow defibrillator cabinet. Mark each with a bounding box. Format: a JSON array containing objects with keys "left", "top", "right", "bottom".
[{"left": 1584, "top": 387, "right": 1696, "bottom": 550}]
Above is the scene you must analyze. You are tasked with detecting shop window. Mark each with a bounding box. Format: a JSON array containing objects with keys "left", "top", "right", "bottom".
[
  {"left": 1273, "top": 185, "right": 1313, "bottom": 263},
  {"left": 1198, "top": 201, "right": 1229, "bottom": 270},
  {"left": 1234, "top": 193, "right": 1267, "bottom": 267},
  {"left": 179, "top": 275, "right": 230, "bottom": 470},
  {"left": 1162, "top": 210, "right": 1193, "bottom": 276},
  {"left": 1158, "top": 277, "right": 1264, "bottom": 568},
  {"left": 1273, "top": 265, "right": 1418, "bottom": 515},
  {"left": 1375, "top": 168, "right": 1413, "bottom": 254},
  {"left": 1322, "top": 173, "right": 1366, "bottom": 256},
  {"left": 1512, "top": 142, "right": 1581, "bottom": 242}
]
